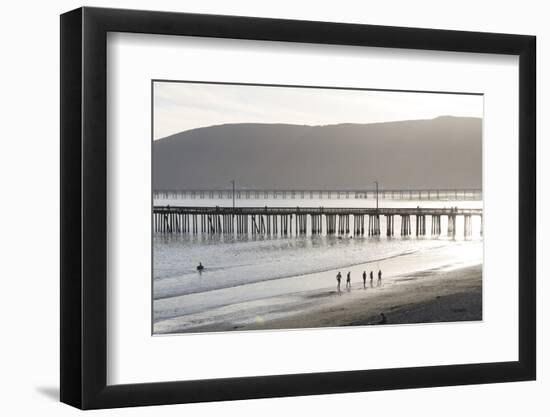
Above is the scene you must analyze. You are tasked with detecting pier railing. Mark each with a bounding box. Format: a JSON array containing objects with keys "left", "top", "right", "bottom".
[{"left": 153, "top": 206, "right": 483, "bottom": 238}]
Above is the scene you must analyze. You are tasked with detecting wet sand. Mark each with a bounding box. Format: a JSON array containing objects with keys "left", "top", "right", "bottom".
[{"left": 155, "top": 263, "right": 481, "bottom": 334}]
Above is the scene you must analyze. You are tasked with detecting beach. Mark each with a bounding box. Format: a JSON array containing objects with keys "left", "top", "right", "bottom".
[
  {"left": 153, "top": 243, "right": 482, "bottom": 334},
  {"left": 240, "top": 264, "right": 482, "bottom": 331}
]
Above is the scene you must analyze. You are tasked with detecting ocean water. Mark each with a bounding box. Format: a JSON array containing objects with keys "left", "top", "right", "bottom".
[{"left": 153, "top": 197, "right": 482, "bottom": 326}]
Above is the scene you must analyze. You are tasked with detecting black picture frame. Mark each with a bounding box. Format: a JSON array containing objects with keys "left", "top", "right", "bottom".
[{"left": 60, "top": 6, "right": 536, "bottom": 410}]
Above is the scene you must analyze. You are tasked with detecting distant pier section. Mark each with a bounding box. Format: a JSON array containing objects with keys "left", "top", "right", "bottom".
[
  {"left": 153, "top": 206, "right": 483, "bottom": 239},
  {"left": 153, "top": 188, "right": 482, "bottom": 201}
]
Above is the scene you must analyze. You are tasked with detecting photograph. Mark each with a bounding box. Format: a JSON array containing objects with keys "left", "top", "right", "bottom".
[{"left": 152, "top": 81, "right": 484, "bottom": 335}]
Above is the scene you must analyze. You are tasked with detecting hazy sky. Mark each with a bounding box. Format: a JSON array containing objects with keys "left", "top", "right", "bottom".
[{"left": 153, "top": 81, "right": 483, "bottom": 140}]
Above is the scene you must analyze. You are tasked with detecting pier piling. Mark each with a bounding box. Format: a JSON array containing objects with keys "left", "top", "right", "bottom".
[{"left": 153, "top": 206, "right": 482, "bottom": 240}]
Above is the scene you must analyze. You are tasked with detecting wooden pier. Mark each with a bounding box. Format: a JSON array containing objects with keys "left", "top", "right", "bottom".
[
  {"left": 153, "top": 206, "right": 483, "bottom": 239},
  {"left": 154, "top": 188, "right": 482, "bottom": 201}
]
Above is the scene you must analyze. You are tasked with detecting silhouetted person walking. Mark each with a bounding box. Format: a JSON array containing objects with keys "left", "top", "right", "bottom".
[
  {"left": 378, "top": 269, "right": 382, "bottom": 284},
  {"left": 346, "top": 272, "right": 351, "bottom": 289},
  {"left": 362, "top": 271, "right": 367, "bottom": 288},
  {"left": 336, "top": 272, "right": 342, "bottom": 292}
]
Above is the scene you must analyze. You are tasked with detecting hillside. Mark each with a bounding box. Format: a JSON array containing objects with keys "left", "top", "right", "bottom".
[{"left": 153, "top": 116, "right": 482, "bottom": 190}]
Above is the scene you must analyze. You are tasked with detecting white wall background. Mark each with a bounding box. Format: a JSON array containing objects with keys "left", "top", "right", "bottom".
[{"left": 0, "top": 0, "right": 545, "bottom": 415}]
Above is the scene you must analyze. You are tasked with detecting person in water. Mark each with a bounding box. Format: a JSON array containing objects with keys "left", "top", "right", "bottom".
[
  {"left": 346, "top": 271, "right": 351, "bottom": 289},
  {"left": 378, "top": 269, "right": 382, "bottom": 281},
  {"left": 362, "top": 271, "right": 367, "bottom": 288},
  {"left": 336, "top": 272, "right": 342, "bottom": 291},
  {"left": 197, "top": 262, "right": 204, "bottom": 271}
]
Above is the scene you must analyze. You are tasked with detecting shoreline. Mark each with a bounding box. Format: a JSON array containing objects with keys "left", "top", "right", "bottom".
[
  {"left": 154, "top": 241, "right": 482, "bottom": 324},
  {"left": 153, "top": 243, "right": 435, "bottom": 301},
  {"left": 154, "top": 262, "right": 482, "bottom": 334}
]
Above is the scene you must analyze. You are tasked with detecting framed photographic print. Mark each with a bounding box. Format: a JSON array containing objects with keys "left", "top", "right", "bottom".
[{"left": 60, "top": 7, "right": 536, "bottom": 409}]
